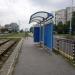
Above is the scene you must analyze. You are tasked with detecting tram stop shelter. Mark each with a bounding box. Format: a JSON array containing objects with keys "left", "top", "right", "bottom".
[{"left": 29, "top": 11, "right": 54, "bottom": 52}]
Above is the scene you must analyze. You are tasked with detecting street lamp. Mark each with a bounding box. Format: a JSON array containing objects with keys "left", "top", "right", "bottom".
[{"left": 69, "top": 0, "right": 73, "bottom": 35}]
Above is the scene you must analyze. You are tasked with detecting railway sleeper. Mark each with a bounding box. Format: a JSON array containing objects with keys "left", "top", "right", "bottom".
[
  {"left": 0, "top": 40, "right": 17, "bottom": 69},
  {"left": 0, "top": 41, "right": 16, "bottom": 56},
  {"left": 0, "top": 39, "right": 10, "bottom": 46}
]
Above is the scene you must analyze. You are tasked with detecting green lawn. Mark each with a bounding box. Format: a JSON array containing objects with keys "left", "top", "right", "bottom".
[
  {"left": 55, "top": 34, "right": 75, "bottom": 39},
  {"left": 0, "top": 32, "right": 25, "bottom": 38}
]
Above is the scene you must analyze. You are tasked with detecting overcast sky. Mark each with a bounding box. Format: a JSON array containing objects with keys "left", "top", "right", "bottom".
[{"left": 0, "top": 0, "right": 75, "bottom": 29}]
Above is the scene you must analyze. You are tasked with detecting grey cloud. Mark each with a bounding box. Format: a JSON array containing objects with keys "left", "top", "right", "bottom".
[
  {"left": 29, "top": 0, "right": 53, "bottom": 8},
  {"left": 29, "top": 0, "right": 71, "bottom": 10},
  {"left": 0, "top": 0, "right": 74, "bottom": 29}
]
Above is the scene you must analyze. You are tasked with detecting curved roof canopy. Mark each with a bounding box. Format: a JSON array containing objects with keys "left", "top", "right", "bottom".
[
  {"left": 29, "top": 11, "right": 53, "bottom": 24},
  {"left": 30, "top": 17, "right": 44, "bottom": 23},
  {"left": 30, "top": 19, "right": 41, "bottom": 24}
]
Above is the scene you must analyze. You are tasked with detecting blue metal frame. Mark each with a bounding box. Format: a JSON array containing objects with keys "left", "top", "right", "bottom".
[
  {"left": 29, "top": 11, "right": 54, "bottom": 51},
  {"left": 29, "top": 11, "right": 54, "bottom": 24},
  {"left": 44, "top": 23, "right": 53, "bottom": 49},
  {"left": 29, "top": 16, "right": 44, "bottom": 23},
  {"left": 33, "top": 27, "right": 40, "bottom": 42}
]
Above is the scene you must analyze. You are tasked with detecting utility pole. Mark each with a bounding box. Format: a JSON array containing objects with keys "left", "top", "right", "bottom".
[{"left": 69, "top": 0, "right": 73, "bottom": 35}]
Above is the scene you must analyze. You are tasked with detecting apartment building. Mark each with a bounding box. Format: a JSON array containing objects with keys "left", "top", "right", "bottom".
[
  {"left": 55, "top": 7, "right": 75, "bottom": 25},
  {"left": 55, "top": 9, "right": 67, "bottom": 25},
  {"left": 66, "top": 7, "right": 75, "bottom": 21}
]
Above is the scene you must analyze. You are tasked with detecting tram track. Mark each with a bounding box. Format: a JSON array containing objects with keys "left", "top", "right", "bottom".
[
  {"left": 0, "top": 39, "right": 19, "bottom": 69},
  {"left": 0, "top": 39, "right": 10, "bottom": 46}
]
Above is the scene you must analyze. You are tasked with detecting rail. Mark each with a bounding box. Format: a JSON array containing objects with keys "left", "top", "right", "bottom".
[
  {"left": 53, "top": 38, "right": 75, "bottom": 63},
  {"left": 0, "top": 39, "right": 18, "bottom": 69}
]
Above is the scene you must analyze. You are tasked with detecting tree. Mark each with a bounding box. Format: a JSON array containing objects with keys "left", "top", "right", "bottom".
[
  {"left": 20, "top": 29, "right": 24, "bottom": 32},
  {"left": 1, "top": 28, "right": 8, "bottom": 33},
  {"left": 30, "top": 27, "right": 33, "bottom": 33},
  {"left": 53, "top": 24, "right": 57, "bottom": 34},
  {"left": 71, "top": 12, "right": 75, "bottom": 35},
  {"left": 63, "top": 21, "right": 70, "bottom": 34},
  {"left": 53, "top": 24, "right": 57, "bottom": 31},
  {"left": 56, "top": 22, "right": 64, "bottom": 34}
]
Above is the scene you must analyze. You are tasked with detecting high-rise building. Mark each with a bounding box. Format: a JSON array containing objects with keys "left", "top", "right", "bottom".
[
  {"left": 55, "top": 7, "right": 75, "bottom": 25},
  {"left": 55, "top": 9, "right": 67, "bottom": 25},
  {"left": 66, "top": 7, "right": 75, "bottom": 21}
]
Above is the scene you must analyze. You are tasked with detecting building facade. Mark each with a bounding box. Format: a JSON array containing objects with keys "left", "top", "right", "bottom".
[
  {"left": 66, "top": 7, "right": 75, "bottom": 21},
  {"left": 55, "top": 9, "right": 67, "bottom": 25},
  {"left": 55, "top": 7, "right": 75, "bottom": 25}
]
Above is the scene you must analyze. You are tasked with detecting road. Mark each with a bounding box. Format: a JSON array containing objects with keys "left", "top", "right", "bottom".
[{"left": 13, "top": 37, "right": 75, "bottom": 75}]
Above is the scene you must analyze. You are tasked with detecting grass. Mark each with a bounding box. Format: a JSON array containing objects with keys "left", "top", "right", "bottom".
[
  {"left": 55, "top": 34, "right": 75, "bottom": 39},
  {"left": 65, "top": 34, "right": 75, "bottom": 39},
  {"left": 0, "top": 32, "right": 26, "bottom": 38}
]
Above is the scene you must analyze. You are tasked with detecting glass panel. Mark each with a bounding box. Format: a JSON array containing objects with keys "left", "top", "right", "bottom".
[{"left": 31, "top": 12, "right": 48, "bottom": 19}]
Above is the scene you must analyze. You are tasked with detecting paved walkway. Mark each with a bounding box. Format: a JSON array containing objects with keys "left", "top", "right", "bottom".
[{"left": 13, "top": 37, "right": 75, "bottom": 75}]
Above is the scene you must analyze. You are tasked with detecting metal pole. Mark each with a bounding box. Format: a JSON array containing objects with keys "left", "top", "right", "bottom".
[
  {"left": 40, "top": 23, "right": 41, "bottom": 47},
  {"left": 25, "top": 29, "right": 26, "bottom": 39},
  {"left": 55, "top": 12, "right": 56, "bottom": 26},
  {"left": 43, "top": 21, "right": 45, "bottom": 48},
  {"left": 69, "top": 0, "right": 73, "bottom": 35},
  {"left": 73, "top": 42, "right": 75, "bottom": 64}
]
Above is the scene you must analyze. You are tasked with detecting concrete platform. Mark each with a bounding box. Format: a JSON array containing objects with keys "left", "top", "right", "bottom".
[{"left": 13, "top": 37, "right": 75, "bottom": 75}]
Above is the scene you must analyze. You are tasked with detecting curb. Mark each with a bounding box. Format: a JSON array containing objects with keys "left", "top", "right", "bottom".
[{"left": 0, "top": 38, "right": 24, "bottom": 75}]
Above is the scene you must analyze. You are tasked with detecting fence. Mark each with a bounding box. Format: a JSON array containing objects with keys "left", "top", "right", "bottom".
[{"left": 53, "top": 38, "right": 75, "bottom": 63}]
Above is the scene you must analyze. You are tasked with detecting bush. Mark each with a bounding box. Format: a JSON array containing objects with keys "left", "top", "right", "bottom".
[{"left": 56, "top": 22, "right": 64, "bottom": 34}]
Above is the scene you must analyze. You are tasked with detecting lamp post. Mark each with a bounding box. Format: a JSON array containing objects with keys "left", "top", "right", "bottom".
[{"left": 69, "top": 0, "right": 73, "bottom": 35}]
